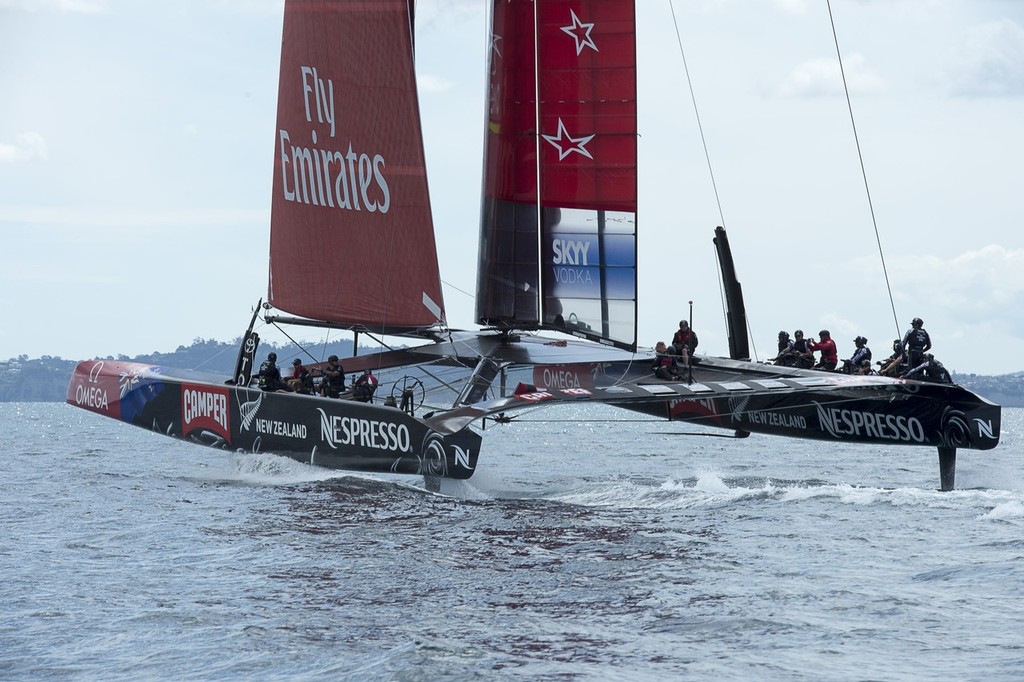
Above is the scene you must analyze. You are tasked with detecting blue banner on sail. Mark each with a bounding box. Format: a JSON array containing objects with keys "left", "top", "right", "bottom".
[
  {"left": 540, "top": 207, "right": 636, "bottom": 347},
  {"left": 546, "top": 233, "right": 635, "bottom": 299}
]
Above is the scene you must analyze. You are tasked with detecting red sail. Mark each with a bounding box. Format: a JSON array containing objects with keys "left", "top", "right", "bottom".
[
  {"left": 268, "top": 0, "right": 445, "bottom": 331},
  {"left": 476, "top": 0, "right": 638, "bottom": 349}
]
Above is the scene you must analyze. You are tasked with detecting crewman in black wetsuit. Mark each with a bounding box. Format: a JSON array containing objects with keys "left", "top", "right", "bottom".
[
  {"left": 903, "top": 353, "right": 952, "bottom": 384},
  {"left": 318, "top": 355, "right": 346, "bottom": 398},
  {"left": 901, "top": 317, "right": 932, "bottom": 369},
  {"left": 257, "top": 352, "right": 289, "bottom": 392}
]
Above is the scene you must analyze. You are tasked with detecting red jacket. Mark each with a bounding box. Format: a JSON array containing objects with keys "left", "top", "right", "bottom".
[{"left": 809, "top": 338, "right": 837, "bottom": 364}]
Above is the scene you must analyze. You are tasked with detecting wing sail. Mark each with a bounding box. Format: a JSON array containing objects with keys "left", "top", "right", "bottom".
[{"left": 476, "top": 0, "right": 638, "bottom": 350}]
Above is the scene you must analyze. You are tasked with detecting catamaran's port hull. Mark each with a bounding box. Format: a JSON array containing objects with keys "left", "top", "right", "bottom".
[{"left": 67, "top": 360, "right": 482, "bottom": 479}]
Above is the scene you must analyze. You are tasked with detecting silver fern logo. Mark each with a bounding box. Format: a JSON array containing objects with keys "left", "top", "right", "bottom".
[{"left": 238, "top": 390, "right": 264, "bottom": 431}]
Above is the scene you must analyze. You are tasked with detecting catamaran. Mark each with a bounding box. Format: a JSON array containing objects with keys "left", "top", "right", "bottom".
[{"left": 67, "top": 0, "right": 1000, "bottom": 491}]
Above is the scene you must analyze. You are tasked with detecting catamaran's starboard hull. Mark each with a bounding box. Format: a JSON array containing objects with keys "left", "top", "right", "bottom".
[
  {"left": 431, "top": 355, "right": 1000, "bottom": 453},
  {"left": 67, "top": 361, "right": 482, "bottom": 479},
  {"left": 620, "top": 380, "right": 1000, "bottom": 450}
]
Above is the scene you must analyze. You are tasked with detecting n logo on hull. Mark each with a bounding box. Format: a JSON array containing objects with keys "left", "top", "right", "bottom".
[{"left": 974, "top": 419, "right": 995, "bottom": 440}]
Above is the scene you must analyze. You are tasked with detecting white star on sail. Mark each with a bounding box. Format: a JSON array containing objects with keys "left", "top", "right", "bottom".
[
  {"left": 560, "top": 9, "right": 598, "bottom": 56},
  {"left": 542, "top": 118, "right": 595, "bottom": 161}
]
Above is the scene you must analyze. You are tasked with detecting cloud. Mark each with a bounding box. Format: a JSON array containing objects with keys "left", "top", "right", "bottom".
[
  {"left": 0, "top": 132, "right": 48, "bottom": 163},
  {"left": 950, "top": 19, "right": 1024, "bottom": 97},
  {"left": 776, "top": 53, "right": 884, "bottom": 97},
  {"left": 892, "top": 245, "right": 1024, "bottom": 334}
]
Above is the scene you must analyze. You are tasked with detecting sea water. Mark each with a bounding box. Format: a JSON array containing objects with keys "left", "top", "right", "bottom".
[{"left": 2, "top": 402, "right": 1022, "bottom": 680}]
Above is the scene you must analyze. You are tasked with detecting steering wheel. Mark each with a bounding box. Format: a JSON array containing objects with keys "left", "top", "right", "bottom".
[{"left": 390, "top": 376, "right": 426, "bottom": 415}]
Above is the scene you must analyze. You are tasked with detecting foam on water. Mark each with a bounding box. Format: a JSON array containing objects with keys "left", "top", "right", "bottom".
[{"left": 981, "top": 500, "right": 1024, "bottom": 520}]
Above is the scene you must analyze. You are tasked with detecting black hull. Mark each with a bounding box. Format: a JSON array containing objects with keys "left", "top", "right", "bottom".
[
  {"left": 620, "top": 376, "right": 998, "bottom": 451},
  {"left": 623, "top": 359, "right": 999, "bottom": 451},
  {"left": 67, "top": 360, "right": 482, "bottom": 479},
  {"left": 442, "top": 354, "right": 1000, "bottom": 454}
]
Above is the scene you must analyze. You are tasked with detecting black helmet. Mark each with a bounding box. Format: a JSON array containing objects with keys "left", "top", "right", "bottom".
[
  {"left": 292, "top": 358, "right": 301, "bottom": 365},
  {"left": 819, "top": 330, "right": 830, "bottom": 339},
  {"left": 268, "top": 352, "right": 277, "bottom": 361},
  {"left": 855, "top": 336, "right": 867, "bottom": 345},
  {"left": 328, "top": 354, "right": 339, "bottom": 362},
  {"left": 912, "top": 317, "right": 923, "bottom": 327},
  {"left": 779, "top": 331, "right": 789, "bottom": 338},
  {"left": 795, "top": 329, "right": 804, "bottom": 337}
]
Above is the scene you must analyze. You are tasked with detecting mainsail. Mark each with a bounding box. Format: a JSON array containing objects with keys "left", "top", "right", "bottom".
[
  {"left": 268, "top": 0, "right": 445, "bottom": 332},
  {"left": 476, "top": 0, "right": 638, "bottom": 350}
]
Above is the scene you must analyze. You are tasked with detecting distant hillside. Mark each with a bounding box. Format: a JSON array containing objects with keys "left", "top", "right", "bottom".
[
  {"left": 0, "top": 337, "right": 364, "bottom": 403},
  {"left": 953, "top": 372, "right": 1024, "bottom": 409},
  {"left": 3, "top": 340, "right": 1023, "bottom": 405}
]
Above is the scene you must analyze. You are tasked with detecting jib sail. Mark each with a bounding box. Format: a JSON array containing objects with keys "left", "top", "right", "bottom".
[
  {"left": 268, "top": 0, "right": 445, "bottom": 332},
  {"left": 476, "top": 0, "right": 638, "bottom": 350}
]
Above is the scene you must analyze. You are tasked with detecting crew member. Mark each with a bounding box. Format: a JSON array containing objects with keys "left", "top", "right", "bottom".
[
  {"left": 671, "top": 320, "right": 698, "bottom": 366},
  {"left": 288, "top": 358, "right": 311, "bottom": 393},
  {"left": 773, "top": 331, "right": 795, "bottom": 366},
  {"left": 257, "top": 352, "right": 289, "bottom": 392},
  {"left": 318, "top": 355, "right": 346, "bottom": 398},
  {"left": 653, "top": 341, "right": 682, "bottom": 380},
  {"left": 903, "top": 353, "right": 952, "bottom": 384},
  {"left": 877, "top": 339, "right": 907, "bottom": 377},
  {"left": 353, "top": 368, "right": 379, "bottom": 403},
  {"left": 808, "top": 330, "right": 838, "bottom": 371},
  {"left": 842, "top": 336, "right": 872, "bottom": 374},
  {"left": 791, "top": 330, "right": 814, "bottom": 369},
  {"left": 901, "top": 317, "right": 932, "bottom": 368}
]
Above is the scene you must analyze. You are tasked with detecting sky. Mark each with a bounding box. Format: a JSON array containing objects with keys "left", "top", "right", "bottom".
[{"left": 2, "top": 0, "right": 1022, "bottom": 375}]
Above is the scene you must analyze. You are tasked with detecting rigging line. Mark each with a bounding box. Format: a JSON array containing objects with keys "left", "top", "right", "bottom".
[
  {"left": 360, "top": 331, "right": 470, "bottom": 395},
  {"left": 669, "top": 0, "right": 726, "bottom": 229},
  {"left": 269, "top": 320, "right": 328, "bottom": 365},
  {"left": 826, "top": 0, "right": 900, "bottom": 338},
  {"left": 491, "top": 418, "right": 672, "bottom": 424},
  {"left": 441, "top": 278, "right": 475, "bottom": 300},
  {"left": 319, "top": 329, "right": 332, "bottom": 364}
]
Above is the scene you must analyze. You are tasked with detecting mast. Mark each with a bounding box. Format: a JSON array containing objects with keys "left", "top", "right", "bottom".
[{"left": 713, "top": 226, "right": 750, "bottom": 361}]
